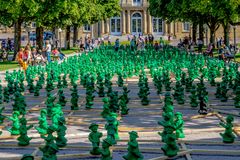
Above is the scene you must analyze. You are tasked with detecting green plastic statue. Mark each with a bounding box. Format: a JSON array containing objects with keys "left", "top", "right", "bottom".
[
  {"left": 105, "top": 114, "right": 119, "bottom": 145},
  {"left": 70, "top": 84, "right": 79, "bottom": 110},
  {"left": 101, "top": 138, "right": 112, "bottom": 160},
  {"left": 161, "top": 131, "right": 179, "bottom": 157},
  {"left": 219, "top": 115, "right": 236, "bottom": 143},
  {"left": 174, "top": 112, "right": 185, "bottom": 139},
  {"left": 8, "top": 111, "right": 20, "bottom": 135},
  {"left": 123, "top": 131, "right": 143, "bottom": 160},
  {"left": 21, "top": 154, "right": 34, "bottom": 160},
  {"left": 40, "top": 126, "right": 59, "bottom": 160},
  {"left": 35, "top": 109, "right": 49, "bottom": 135},
  {"left": 234, "top": 86, "right": 240, "bottom": 108},
  {"left": 119, "top": 95, "right": 129, "bottom": 115},
  {"left": 57, "top": 88, "right": 67, "bottom": 107},
  {"left": 0, "top": 107, "right": 5, "bottom": 124},
  {"left": 45, "top": 92, "right": 56, "bottom": 117},
  {"left": 51, "top": 104, "right": 63, "bottom": 130},
  {"left": 17, "top": 117, "right": 33, "bottom": 146},
  {"left": 56, "top": 117, "right": 67, "bottom": 147},
  {"left": 101, "top": 98, "right": 111, "bottom": 118},
  {"left": 88, "top": 123, "right": 103, "bottom": 155}
]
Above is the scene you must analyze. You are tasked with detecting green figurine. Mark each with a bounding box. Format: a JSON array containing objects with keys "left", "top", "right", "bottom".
[
  {"left": 117, "top": 74, "right": 124, "bottom": 87},
  {"left": 88, "top": 123, "right": 103, "bottom": 155},
  {"left": 3, "top": 87, "right": 10, "bottom": 103},
  {"left": 21, "top": 154, "right": 34, "bottom": 160},
  {"left": 51, "top": 104, "right": 63, "bottom": 130},
  {"left": 0, "top": 107, "right": 5, "bottom": 124},
  {"left": 101, "top": 98, "right": 111, "bottom": 118},
  {"left": 34, "top": 82, "right": 40, "bottom": 97},
  {"left": 56, "top": 117, "right": 67, "bottom": 147},
  {"left": 57, "top": 88, "right": 67, "bottom": 107},
  {"left": 174, "top": 112, "right": 185, "bottom": 139},
  {"left": 119, "top": 95, "right": 129, "bottom": 115},
  {"left": 45, "top": 92, "right": 56, "bottom": 117},
  {"left": 27, "top": 78, "right": 35, "bottom": 93},
  {"left": 17, "top": 117, "right": 33, "bottom": 146},
  {"left": 8, "top": 111, "right": 20, "bottom": 135},
  {"left": 123, "top": 131, "right": 143, "bottom": 160},
  {"left": 219, "top": 115, "right": 236, "bottom": 143},
  {"left": 105, "top": 115, "right": 119, "bottom": 145},
  {"left": 161, "top": 131, "right": 179, "bottom": 157},
  {"left": 62, "top": 74, "right": 68, "bottom": 88},
  {"left": 189, "top": 85, "right": 198, "bottom": 108},
  {"left": 101, "top": 138, "right": 112, "bottom": 160},
  {"left": 70, "top": 84, "right": 79, "bottom": 110},
  {"left": 234, "top": 86, "right": 240, "bottom": 108},
  {"left": 35, "top": 109, "right": 49, "bottom": 135},
  {"left": 40, "top": 126, "right": 59, "bottom": 160}
]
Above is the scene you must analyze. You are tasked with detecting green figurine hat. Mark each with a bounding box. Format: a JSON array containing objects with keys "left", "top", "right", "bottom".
[
  {"left": 21, "top": 154, "right": 34, "bottom": 160},
  {"left": 89, "top": 123, "right": 98, "bottom": 129},
  {"left": 41, "top": 109, "right": 47, "bottom": 114},
  {"left": 175, "top": 112, "right": 182, "bottom": 116},
  {"left": 129, "top": 131, "right": 139, "bottom": 138},
  {"left": 109, "top": 112, "right": 118, "bottom": 118}
]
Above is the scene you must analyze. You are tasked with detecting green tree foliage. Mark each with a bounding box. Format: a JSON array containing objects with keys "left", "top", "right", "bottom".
[{"left": 0, "top": 0, "right": 39, "bottom": 59}]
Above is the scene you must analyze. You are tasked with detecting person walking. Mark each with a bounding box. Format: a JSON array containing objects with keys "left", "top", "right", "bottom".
[{"left": 44, "top": 40, "right": 52, "bottom": 63}]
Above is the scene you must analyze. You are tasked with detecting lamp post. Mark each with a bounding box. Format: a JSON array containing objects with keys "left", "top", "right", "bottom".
[
  {"left": 25, "top": 26, "right": 31, "bottom": 45},
  {"left": 58, "top": 28, "right": 62, "bottom": 51}
]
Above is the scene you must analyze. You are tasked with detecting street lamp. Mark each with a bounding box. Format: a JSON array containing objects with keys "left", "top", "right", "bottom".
[
  {"left": 25, "top": 26, "right": 31, "bottom": 45},
  {"left": 58, "top": 28, "right": 62, "bottom": 51}
]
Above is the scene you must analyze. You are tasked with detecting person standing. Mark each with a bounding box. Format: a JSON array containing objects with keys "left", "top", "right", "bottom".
[
  {"left": 114, "top": 39, "right": 120, "bottom": 52},
  {"left": 44, "top": 40, "right": 51, "bottom": 63}
]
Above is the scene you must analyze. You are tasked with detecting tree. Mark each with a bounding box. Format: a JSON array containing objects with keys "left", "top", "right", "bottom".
[{"left": 0, "top": 0, "right": 39, "bottom": 60}]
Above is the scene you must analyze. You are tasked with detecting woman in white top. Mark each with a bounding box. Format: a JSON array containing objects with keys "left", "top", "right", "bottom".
[{"left": 44, "top": 40, "right": 51, "bottom": 63}]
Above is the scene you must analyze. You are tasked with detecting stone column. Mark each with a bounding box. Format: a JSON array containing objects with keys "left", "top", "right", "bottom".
[
  {"left": 148, "top": 13, "right": 152, "bottom": 34},
  {"left": 101, "top": 20, "right": 105, "bottom": 35},
  {"left": 127, "top": 10, "right": 131, "bottom": 34},
  {"left": 143, "top": 10, "right": 147, "bottom": 34},
  {"left": 122, "top": 10, "right": 126, "bottom": 34},
  {"left": 106, "top": 19, "right": 110, "bottom": 34}
]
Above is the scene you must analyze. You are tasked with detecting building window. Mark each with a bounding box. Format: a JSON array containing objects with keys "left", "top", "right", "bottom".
[
  {"left": 110, "top": 17, "right": 121, "bottom": 35},
  {"left": 183, "top": 22, "right": 190, "bottom": 32},
  {"left": 133, "top": 0, "right": 142, "bottom": 6},
  {"left": 84, "top": 24, "right": 91, "bottom": 32},
  {"left": 31, "top": 22, "right": 36, "bottom": 28},
  {"left": 152, "top": 18, "right": 163, "bottom": 33}
]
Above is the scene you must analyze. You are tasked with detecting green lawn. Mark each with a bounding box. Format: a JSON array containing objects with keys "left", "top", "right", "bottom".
[
  {"left": 61, "top": 48, "right": 79, "bottom": 55},
  {"left": 0, "top": 61, "right": 19, "bottom": 71}
]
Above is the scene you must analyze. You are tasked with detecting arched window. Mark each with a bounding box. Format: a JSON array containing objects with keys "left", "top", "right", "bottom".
[{"left": 131, "top": 12, "right": 142, "bottom": 35}]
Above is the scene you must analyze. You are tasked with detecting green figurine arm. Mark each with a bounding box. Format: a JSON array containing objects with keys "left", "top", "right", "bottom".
[{"left": 219, "top": 122, "right": 226, "bottom": 128}]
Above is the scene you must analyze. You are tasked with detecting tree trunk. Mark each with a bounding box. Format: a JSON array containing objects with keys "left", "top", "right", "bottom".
[
  {"left": 199, "top": 20, "right": 204, "bottom": 43},
  {"left": 66, "top": 26, "right": 71, "bottom": 50},
  {"left": 13, "top": 19, "right": 22, "bottom": 61},
  {"left": 36, "top": 26, "right": 44, "bottom": 50},
  {"left": 209, "top": 24, "right": 218, "bottom": 47},
  {"left": 73, "top": 26, "right": 78, "bottom": 47},
  {"left": 223, "top": 23, "right": 230, "bottom": 47},
  {"left": 192, "top": 22, "right": 197, "bottom": 44}
]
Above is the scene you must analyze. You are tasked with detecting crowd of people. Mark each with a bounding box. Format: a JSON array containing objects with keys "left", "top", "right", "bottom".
[
  {"left": 16, "top": 40, "right": 65, "bottom": 68},
  {"left": 177, "top": 35, "right": 239, "bottom": 63}
]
